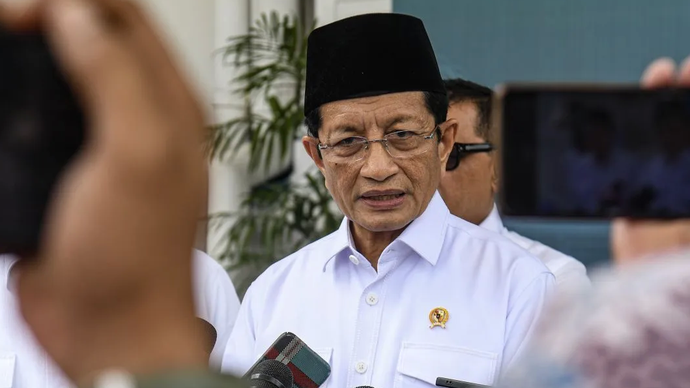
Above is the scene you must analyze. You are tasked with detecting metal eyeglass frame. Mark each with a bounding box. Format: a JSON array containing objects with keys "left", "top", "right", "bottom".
[{"left": 317, "top": 127, "right": 440, "bottom": 162}]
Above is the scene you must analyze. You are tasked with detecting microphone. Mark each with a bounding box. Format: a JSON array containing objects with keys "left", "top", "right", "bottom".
[
  {"left": 242, "top": 332, "right": 331, "bottom": 387},
  {"left": 248, "top": 359, "right": 294, "bottom": 388}
]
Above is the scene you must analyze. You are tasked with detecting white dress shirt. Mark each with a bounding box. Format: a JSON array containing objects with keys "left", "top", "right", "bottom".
[
  {"left": 480, "top": 205, "right": 590, "bottom": 291},
  {"left": 193, "top": 250, "right": 242, "bottom": 368},
  {"left": 0, "top": 250, "right": 240, "bottom": 387},
  {"left": 222, "top": 193, "right": 556, "bottom": 388}
]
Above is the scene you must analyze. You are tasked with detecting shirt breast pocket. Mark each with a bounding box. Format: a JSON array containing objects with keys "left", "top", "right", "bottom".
[
  {"left": 395, "top": 342, "right": 498, "bottom": 388},
  {"left": 0, "top": 352, "right": 16, "bottom": 388}
]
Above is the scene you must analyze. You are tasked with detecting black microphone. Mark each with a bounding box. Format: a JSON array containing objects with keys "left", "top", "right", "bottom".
[{"left": 248, "top": 359, "right": 293, "bottom": 388}]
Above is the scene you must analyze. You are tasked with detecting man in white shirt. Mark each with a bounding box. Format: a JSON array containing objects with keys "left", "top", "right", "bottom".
[
  {"left": 222, "top": 14, "right": 555, "bottom": 388},
  {"left": 438, "top": 78, "right": 590, "bottom": 291},
  {"left": 192, "top": 251, "right": 242, "bottom": 368},
  {"left": 0, "top": 251, "right": 239, "bottom": 387}
]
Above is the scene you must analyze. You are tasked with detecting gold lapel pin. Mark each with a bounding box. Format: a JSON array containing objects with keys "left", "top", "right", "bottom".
[{"left": 429, "top": 307, "right": 449, "bottom": 329}]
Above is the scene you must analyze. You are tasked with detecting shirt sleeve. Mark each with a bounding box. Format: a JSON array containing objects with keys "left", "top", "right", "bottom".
[
  {"left": 501, "top": 272, "right": 556, "bottom": 374},
  {"left": 220, "top": 283, "right": 259, "bottom": 378},
  {"left": 553, "top": 261, "right": 591, "bottom": 292},
  {"left": 192, "top": 251, "right": 241, "bottom": 370}
]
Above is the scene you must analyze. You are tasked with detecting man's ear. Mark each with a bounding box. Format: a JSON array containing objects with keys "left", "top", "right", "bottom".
[
  {"left": 490, "top": 154, "right": 500, "bottom": 194},
  {"left": 489, "top": 117, "right": 501, "bottom": 195},
  {"left": 437, "top": 118, "right": 458, "bottom": 165},
  {"left": 302, "top": 136, "right": 326, "bottom": 173}
]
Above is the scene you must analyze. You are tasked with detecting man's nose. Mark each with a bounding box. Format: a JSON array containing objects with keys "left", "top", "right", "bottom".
[{"left": 359, "top": 141, "right": 399, "bottom": 182}]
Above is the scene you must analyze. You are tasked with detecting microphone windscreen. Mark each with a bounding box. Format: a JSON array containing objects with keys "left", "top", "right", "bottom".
[{"left": 249, "top": 359, "right": 294, "bottom": 388}]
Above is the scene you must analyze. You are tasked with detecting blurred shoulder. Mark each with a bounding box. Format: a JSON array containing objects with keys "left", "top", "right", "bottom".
[
  {"left": 502, "top": 229, "right": 589, "bottom": 285},
  {"left": 193, "top": 249, "right": 227, "bottom": 275},
  {"left": 446, "top": 215, "right": 551, "bottom": 274}
]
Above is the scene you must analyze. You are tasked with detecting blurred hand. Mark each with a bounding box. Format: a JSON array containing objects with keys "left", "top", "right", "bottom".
[
  {"left": 2, "top": 0, "right": 209, "bottom": 384},
  {"left": 611, "top": 57, "right": 690, "bottom": 263}
]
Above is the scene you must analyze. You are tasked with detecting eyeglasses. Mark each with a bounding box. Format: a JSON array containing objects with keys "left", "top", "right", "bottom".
[
  {"left": 318, "top": 127, "right": 439, "bottom": 164},
  {"left": 445, "top": 142, "right": 494, "bottom": 171}
]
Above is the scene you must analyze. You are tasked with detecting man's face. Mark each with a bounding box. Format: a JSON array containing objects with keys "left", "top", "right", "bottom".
[
  {"left": 438, "top": 101, "right": 497, "bottom": 225},
  {"left": 303, "top": 92, "right": 456, "bottom": 233}
]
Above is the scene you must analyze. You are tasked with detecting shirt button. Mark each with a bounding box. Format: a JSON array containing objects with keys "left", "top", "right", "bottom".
[
  {"left": 355, "top": 361, "right": 368, "bottom": 374},
  {"left": 366, "top": 293, "right": 379, "bottom": 306},
  {"left": 349, "top": 254, "right": 360, "bottom": 265}
]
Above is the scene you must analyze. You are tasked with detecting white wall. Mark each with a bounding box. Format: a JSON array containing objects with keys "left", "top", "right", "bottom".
[
  {"left": 138, "top": 0, "right": 218, "bottom": 251},
  {"left": 139, "top": 0, "right": 216, "bottom": 116},
  {"left": 314, "top": 0, "right": 392, "bottom": 27},
  {"left": 206, "top": 0, "right": 251, "bottom": 261}
]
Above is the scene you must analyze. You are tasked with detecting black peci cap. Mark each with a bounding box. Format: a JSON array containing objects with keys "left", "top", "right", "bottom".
[{"left": 304, "top": 13, "right": 445, "bottom": 115}]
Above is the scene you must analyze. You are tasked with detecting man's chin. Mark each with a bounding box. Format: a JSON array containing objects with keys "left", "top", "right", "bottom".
[{"left": 352, "top": 211, "right": 414, "bottom": 233}]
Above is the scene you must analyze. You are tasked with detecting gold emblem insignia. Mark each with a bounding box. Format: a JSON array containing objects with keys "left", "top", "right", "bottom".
[{"left": 429, "top": 307, "right": 449, "bottom": 329}]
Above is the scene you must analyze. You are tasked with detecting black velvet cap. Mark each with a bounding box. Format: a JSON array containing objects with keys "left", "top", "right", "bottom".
[{"left": 304, "top": 13, "right": 445, "bottom": 115}]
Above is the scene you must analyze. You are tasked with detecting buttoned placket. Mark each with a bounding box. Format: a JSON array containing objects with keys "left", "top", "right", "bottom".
[{"left": 346, "top": 244, "right": 405, "bottom": 388}]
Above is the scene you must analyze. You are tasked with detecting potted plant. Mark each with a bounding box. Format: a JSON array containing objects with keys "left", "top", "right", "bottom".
[{"left": 210, "top": 11, "right": 342, "bottom": 295}]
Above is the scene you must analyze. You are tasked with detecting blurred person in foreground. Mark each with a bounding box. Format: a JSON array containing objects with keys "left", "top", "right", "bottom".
[
  {"left": 0, "top": 0, "right": 242, "bottom": 387},
  {"left": 222, "top": 13, "right": 555, "bottom": 387},
  {"left": 499, "top": 58, "right": 690, "bottom": 388},
  {"left": 438, "top": 79, "right": 590, "bottom": 292}
]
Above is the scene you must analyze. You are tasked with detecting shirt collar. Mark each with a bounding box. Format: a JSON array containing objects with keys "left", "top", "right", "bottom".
[
  {"left": 2, "top": 255, "right": 19, "bottom": 293},
  {"left": 396, "top": 191, "right": 449, "bottom": 265},
  {"left": 479, "top": 203, "right": 504, "bottom": 233},
  {"left": 321, "top": 216, "right": 359, "bottom": 271},
  {"left": 322, "top": 191, "right": 450, "bottom": 270}
]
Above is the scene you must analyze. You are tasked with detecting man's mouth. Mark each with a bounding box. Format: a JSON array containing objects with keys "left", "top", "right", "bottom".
[
  {"left": 360, "top": 190, "right": 406, "bottom": 201},
  {"left": 363, "top": 193, "right": 404, "bottom": 201}
]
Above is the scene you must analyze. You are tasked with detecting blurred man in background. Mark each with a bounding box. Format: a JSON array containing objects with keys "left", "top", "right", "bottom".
[
  {"left": 438, "top": 79, "right": 590, "bottom": 291},
  {"left": 1, "top": 250, "right": 239, "bottom": 387},
  {"left": 190, "top": 252, "right": 240, "bottom": 369}
]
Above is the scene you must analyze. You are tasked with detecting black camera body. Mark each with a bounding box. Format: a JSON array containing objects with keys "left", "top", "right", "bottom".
[{"left": 0, "top": 27, "right": 85, "bottom": 255}]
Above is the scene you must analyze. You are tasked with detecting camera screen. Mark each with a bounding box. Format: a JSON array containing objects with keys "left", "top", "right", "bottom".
[{"left": 500, "top": 87, "right": 690, "bottom": 219}]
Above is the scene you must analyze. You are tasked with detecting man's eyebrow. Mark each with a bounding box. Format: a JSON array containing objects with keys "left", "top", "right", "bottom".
[
  {"left": 383, "top": 115, "right": 424, "bottom": 128},
  {"left": 329, "top": 125, "right": 361, "bottom": 136}
]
